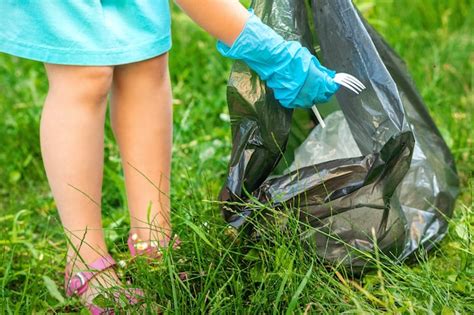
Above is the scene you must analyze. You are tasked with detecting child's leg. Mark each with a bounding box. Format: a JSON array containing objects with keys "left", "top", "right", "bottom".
[
  {"left": 41, "top": 64, "right": 113, "bottom": 263},
  {"left": 110, "top": 54, "right": 173, "bottom": 242}
]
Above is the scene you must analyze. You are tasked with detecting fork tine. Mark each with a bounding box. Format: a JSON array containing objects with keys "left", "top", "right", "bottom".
[
  {"left": 343, "top": 75, "right": 366, "bottom": 90},
  {"left": 339, "top": 77, "right": 363, "bottom": 93},
  {"left": 340, "top": 73, "right": 365, "bottom": 90},
  {"left": 336, "top": 73, "right": 366, "bottom": 90},
  {"left": 335, "top": 78, "right": 360, "bottom": 94}
]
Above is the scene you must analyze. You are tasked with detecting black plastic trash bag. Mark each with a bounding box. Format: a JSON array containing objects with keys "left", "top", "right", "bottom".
[{"left": 219, "top": 0, "right": 459, "bottom": 270}]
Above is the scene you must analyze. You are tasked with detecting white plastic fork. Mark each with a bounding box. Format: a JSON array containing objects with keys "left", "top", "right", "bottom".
[
  {"left": 333, "top": 73, "right": 366, "bottom": 94},
  {"left": 311, "top": 72, "right": 366, "bottom": 128}
]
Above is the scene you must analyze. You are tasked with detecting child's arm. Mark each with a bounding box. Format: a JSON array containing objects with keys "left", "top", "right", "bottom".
[
  {"left": 175, "top": 0, "right": 339, "bottom": 108},
  {"left": 175, "top": 0, "right": 250, "bottom": 46}
]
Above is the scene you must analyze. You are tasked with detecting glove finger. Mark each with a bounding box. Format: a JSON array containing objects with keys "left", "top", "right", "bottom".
[
  {"left": 316, "top": 63, "right": 336, "bottom": 78},
  {"left": 312, "top": 75, "right": 340, "bottom": 104},
  {"left": 327, "top": 77, "right": 340, "bottom": 94},
  {"left": 308, "top": 56, "right": 335, "bottom": 78}
]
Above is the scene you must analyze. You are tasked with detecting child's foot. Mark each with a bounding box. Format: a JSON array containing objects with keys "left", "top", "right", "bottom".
[
  {"left": 127, "top": 230, "right": 187, "bottom": 281},
  {"left": 128, "top": 224, "right": 180, "bottom": 258},
  {"left": 127, "top": 230, "right": 181, "bottom": 259},
  {"left": 65, "top": 255, "right": 143, "bottom": 313}
]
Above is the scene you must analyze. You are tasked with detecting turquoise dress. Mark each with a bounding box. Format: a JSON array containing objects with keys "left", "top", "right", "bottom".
[{"left": 0, "top": 1, "right": 172, "bottom": 66}]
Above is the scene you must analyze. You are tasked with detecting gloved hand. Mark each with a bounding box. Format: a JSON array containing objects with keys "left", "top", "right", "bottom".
[{"left": 216, "top": 11, "right": 339, "bottom": 109}]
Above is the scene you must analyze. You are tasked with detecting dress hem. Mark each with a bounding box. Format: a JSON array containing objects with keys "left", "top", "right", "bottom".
[{"left": 0, "top": 34, "right": 172, "bottom": 66}]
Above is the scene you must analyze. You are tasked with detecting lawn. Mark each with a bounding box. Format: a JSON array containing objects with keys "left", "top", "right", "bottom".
[{"left": 0, "top": 0, "right": 472, "bottom": 314}]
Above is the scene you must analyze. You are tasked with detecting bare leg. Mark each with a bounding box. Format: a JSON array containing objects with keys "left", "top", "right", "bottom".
[
  {"left": 110, "top": 54, "right": 173, "bottom": 243},
  {"left": 40, "top": 64, "right": 119, "bottom": 303}
]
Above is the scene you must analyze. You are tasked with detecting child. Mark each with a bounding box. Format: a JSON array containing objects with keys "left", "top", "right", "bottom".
[{"left": 0, "top": 0, "right": 338, "bottom": 313}]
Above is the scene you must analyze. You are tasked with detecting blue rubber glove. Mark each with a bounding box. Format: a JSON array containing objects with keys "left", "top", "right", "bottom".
[{"left": 216, "top": 11, "right": 339, "bottom": 109}]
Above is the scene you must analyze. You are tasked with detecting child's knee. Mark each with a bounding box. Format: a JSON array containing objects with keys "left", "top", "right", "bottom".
[
  {"left": 84, "top": 66, "right": 113, "bottom": 96},
  {"left": 45, "top": 64, "right": 114, "bottom": 105}
]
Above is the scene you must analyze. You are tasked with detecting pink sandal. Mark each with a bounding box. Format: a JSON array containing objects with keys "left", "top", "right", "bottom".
[{"left": 65, "top": 255, "right": 144, "bottom": 314}]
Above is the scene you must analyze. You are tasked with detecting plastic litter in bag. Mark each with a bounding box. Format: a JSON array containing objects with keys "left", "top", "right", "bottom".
[
  {"left": 287, "top": 110, "right": 362, "bottom": 172},
  {"left": 219, "top": 0, "right": 459, "bottom": 271}
]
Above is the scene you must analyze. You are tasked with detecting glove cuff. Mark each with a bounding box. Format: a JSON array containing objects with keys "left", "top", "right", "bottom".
[
  {"left": 216, "top": 10, "right": 271, "bottom": 59},
  {"left": 216, "top": 11, "right": 289, "bottom": 79}
]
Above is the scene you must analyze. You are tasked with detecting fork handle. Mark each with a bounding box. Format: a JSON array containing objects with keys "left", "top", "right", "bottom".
[{"left": 311, "top": 105, "right": 326, "bottom": 128}]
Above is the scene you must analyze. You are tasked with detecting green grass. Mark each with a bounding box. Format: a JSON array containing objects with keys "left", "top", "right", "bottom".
[{"left": 1, "top": 0, "right": 473, "bottom": 313}]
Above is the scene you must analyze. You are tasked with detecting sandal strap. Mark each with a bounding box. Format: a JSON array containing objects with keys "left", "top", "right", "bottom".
[
  {"left": 65, "top": 255, "right": 116, "bottom": 297},
  {"left": 88, "top": 304, "right": 109, "bottom": 315},
  {"left": 128, "top": 233, "right": 181, "bottom": 257}
]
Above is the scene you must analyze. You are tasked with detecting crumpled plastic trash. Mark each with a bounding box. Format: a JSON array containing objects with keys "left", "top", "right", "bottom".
[{"left": 287, "top": 110, "right": 362, "bottom": 172}]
